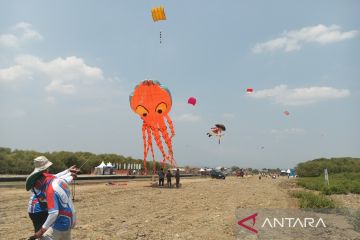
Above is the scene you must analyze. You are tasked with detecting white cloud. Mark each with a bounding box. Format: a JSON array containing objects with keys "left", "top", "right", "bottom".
[
  {"left": 174, "top": 113, "right": 201, "bottom": 122},
  {"left": 0, "top": 65, "right": 31, "bottom": 82},
  {"left": 253, "top": 24, "right": 358, "bottom": 53},
  {"left": 248, "top": 85, "right": 350, "bottom": 106},
  {"left": 45, "top": 80, "right": 76, "bottom": 94},
  {"left": 270, "top": 128, "right": 305, "bottom": 134},
  {"left": 0, "top": 55, "right": 104, "bottom": 94},
  {"left": 0, "top": 34, "right": 19, "bottom": 48},
  {"left": 0, "top": 22, "right": 43, "bottom": 48},
  {"left": 14, "top": 22, "right": 43, "bottom": 41}
]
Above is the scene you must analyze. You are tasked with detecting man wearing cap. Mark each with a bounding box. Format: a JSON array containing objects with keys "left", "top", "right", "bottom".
[{"left": 26, "top": 156, "right": 78, "bottom": 240}]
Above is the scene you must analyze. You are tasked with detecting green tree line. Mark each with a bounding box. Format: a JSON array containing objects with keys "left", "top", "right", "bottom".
[
  {"left": 0, "top": 147, "right": 162, "bottom": 174},
  {"left": 296, "top": 157, "right": 360, "bottom": 177}
]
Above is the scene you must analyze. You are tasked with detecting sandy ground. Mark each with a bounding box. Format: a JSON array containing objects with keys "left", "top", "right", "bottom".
[{"left": 0, "top": 176, "right": 358, "bottom": 240}]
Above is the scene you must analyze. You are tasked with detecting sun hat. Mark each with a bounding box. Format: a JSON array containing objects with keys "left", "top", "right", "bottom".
[{"left": 25, "top": 156, "right": 53, "bottom": 191}]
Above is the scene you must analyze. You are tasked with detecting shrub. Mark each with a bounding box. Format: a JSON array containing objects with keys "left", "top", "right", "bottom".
[
  {"left": 297, "top": 158, "right": 360, "bottom": 177},
  {"left": 292, "top": 191, "right": 336, "bottom": 208},
  {"left": 350, "top": 183, "right": 360, "bottom": 194},
  {"left": 322, "top": 185, "right": 349, "bottom": 195}
]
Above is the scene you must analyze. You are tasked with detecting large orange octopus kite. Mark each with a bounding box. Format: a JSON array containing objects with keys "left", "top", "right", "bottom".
[{"left": 130, "top": 80, "right": 176, "bottom": 173}]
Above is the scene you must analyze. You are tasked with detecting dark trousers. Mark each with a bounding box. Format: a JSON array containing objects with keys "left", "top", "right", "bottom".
[
  {"left": 167, "top": 178, "right": 171, "bottom": 188},
  {"left": 29, "top": 211, "right": 48, "bottom": 232},
  {"left": 176, "top": 178, "right": 180, "bottom": 188},
  {"left": 159, "top": 178, "right": 164, "bottom": 186}
]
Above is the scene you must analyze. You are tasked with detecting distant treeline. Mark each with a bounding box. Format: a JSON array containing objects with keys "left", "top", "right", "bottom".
[
  {"left": 296, "top": 157, "right": 360, "bottom": 177},
  {"left": 0, "top": 147, "right": 160, "bottom": 175}
]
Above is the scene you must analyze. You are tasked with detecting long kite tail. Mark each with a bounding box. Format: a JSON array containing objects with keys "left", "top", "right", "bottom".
[
  {"left": 152, "top": 126, "right": 167, "bottom": 165},
  {"left": 142, "top": 123, "right": 148, "bottom": 172},
  {"left": 165, "top": 115, "right": 175, "bottom": 138},
  {"left": 159, "top": 122, "right": 175, "bottom": 162},
  {"left": 146, "top": 127, "right": 156, "bottom": 174}
]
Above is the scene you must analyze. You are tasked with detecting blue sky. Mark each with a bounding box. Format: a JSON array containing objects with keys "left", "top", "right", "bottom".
[{"left": 1, "top": 1, "right": 359, "bottom": 169}]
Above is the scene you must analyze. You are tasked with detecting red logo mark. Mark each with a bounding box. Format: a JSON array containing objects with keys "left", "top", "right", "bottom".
[{"left": 238, "top": 213, "right": 258, "bottom": 234}]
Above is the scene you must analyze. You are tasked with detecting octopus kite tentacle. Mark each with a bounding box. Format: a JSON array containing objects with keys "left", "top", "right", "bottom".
[
  {"left": 146, "top": 126, "right": 156, "bottom": 173},
  {"left": 152, "top": 125, "right": 168, "bottom": 167},
  {"left": 142, "top": 124, "right": 148, "bottom": 170},
  {"left": 165, "top": 115, "right": 175, "bottom": 138},
  {"left": 159, "top": 120, "right": 176, "bottom": 167}
]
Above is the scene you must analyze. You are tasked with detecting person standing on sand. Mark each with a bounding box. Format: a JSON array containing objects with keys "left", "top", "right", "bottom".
[
  {"left": 175, "top": 168, "right": 180, "bottom": 188},
  {"left": 158, "top": 168, "right": 165, "bottom": 187},
  {"left": 240, "top": 169, "right": 244, "bottom": 178},
  {"left": 166, "top": 170, "right": 172, "bottom": 188},
  {"left": 27, "top": 156, "right": 78, "bottom": 234},
  {"left": 27, "top": 170, "right": 77, "bottom": 240}
]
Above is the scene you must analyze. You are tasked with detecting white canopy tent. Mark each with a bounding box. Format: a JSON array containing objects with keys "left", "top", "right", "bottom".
[
  {"left": 94, "top": 161, "right": 114, "bottom": 175},
  {"left": 94, "top": 161, "right": 106, "bottom": 175},
  {"left": 97, "top": 161, "right": 106, "bottom": 168}
]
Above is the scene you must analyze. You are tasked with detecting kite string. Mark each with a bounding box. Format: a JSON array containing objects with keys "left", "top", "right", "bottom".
[
  {"left": 71, "top": 158, "right": 90, "bottom": 201},
  {"left": 72, "top": 179, "right": 75, "bottom": 201},
  {"left": 78, "top": 158, "right": 90, "bottom": 170}
]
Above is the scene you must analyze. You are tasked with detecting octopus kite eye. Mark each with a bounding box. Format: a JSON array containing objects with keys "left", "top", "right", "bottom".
[
  {"left": 156, "top": 102, "right": 167, "bottom": 114},
  {"left": 136, "top": 105, "right": 149, "bottom": 117}
]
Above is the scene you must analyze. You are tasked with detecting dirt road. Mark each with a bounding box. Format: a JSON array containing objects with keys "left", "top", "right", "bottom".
[{"left": 0, "top": 176, "right": 300, "bottom": 239}]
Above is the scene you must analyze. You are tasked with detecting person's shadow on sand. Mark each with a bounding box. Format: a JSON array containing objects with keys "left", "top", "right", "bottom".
[{"left": 146, "top": 182, "right": 182, "bottom": 189}]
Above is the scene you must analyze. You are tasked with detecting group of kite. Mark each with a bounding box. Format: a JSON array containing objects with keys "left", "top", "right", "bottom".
[
  {"left": 129, "top": 6, "right": 290, "bottom": 173},
  {"left": 129, "top": 7, "right": 173, "bottom": 172}
]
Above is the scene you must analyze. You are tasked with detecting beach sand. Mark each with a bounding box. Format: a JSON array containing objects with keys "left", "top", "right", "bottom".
[
  {"left": 0, "top": 176, "right": 299, "bottom": 239},
  {"left": 2, "top": 176, "right": 359, "bottom": 239}
]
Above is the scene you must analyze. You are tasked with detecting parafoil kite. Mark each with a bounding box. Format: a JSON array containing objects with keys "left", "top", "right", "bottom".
[
  {"left": 130, "top": 80, "right": 176, "bottom": 173},
  {"left": 187, "top": 97, "right": 197, "bottom": 106},
  {"left": 283, "top": 110, "right": 290, "bottom": 116},
  {"left": 151, "top": 6, "right": 166, "bottom": 22},
  {"left": 207, "top": 124, "right": 226, "bottom": 144},
  {"left": 151, "top": 6, "right": 166, "bottom": 44}
]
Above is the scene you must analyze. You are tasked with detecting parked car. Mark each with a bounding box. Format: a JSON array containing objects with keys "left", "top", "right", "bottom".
[{"left": 210, "top": 170, "right": 226, "bottom": 179}]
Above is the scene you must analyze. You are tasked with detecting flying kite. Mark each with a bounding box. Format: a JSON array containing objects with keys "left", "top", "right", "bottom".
[
  {"left": 187, "top": 97, "right": 197, "bottom": 106},
  {"left": 207, "top": 124, "right": 226, "bottom": 144},
  {"left": 246, "top": 88, "right": 253, "bottom": 93},
  {"left": 151, "top": 6, "right": 166, "bottom": 22},
  {"left": 130, "top": 80, "right": 176, "bottom": 173},
  {"left": 283, "top": 110, "right": 290, "bottom": 116},
  {"left": 151, "top": 6, "right": 167, "bottom": 44}
]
